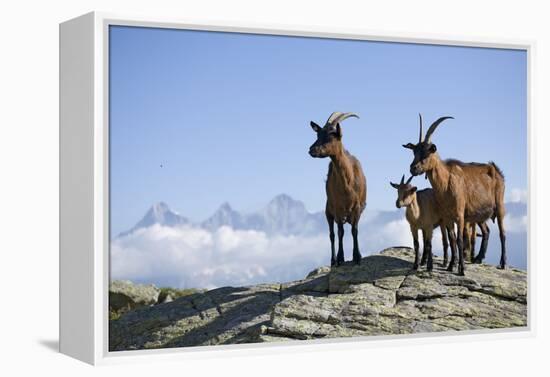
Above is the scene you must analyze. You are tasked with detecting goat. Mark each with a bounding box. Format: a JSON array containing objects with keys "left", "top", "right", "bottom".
[
  {"left": 309, "top": 112, "right": 367, "bottom": 266},
  {"left": 390, "top": 175, "right": 457, "bottom": 271},
  {"left": 403, "top": 114, "right": 506, "bottom": 275}
]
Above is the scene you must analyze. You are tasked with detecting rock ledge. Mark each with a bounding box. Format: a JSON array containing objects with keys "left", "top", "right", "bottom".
[{"left": 109, "top": 247, "right": 527, "bottom": 351}]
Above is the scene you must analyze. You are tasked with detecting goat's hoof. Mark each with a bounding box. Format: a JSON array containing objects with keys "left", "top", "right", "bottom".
[
  {"left": 353, "top": 259, "right": 361, "bottom": 266},
  {"left": 498, "top": 264, "right": 507, "bottom": 270},
  {"left": 473, "top": 257, "right": 483, "bottom": 264},
  {"left": 427, "top": 264, "right": 433, "bottom": 272},
  {"left": 457, "top": 267, "right": 465, "bottom": 276},
  {"left": 420, "top": 260, "right": 427, "bottom": 266},
  {"left": 331, "top": 260, "right": 337, "bottom": 267},
  {"left": 446, "top": 264, "right": 454, "bottom": 272},
  {"left": 412, "top": 264, "right": 419, "bottom": 271}
]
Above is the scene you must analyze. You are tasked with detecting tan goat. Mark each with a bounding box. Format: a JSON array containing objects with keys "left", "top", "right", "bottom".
[
  {"left": 309, "top": 112, "right": 367, "bottom": 266},
  {"left": 390, "top": 175, "right": 457, "bottom": 270},
  {"left": 403, "top": 114, "right": 506, "bottom": 275}
]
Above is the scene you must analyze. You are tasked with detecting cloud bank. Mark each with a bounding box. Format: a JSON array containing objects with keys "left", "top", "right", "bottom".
[{"left": 111, "top": 197, "right": 527, "bottom": 289}]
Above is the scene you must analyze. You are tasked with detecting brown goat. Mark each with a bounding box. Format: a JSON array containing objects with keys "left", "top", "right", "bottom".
[
  {"left": 390, "top": 175, "right": 457, "bottom": 271},
  {"left": 403, "top": 115, "right": 506, "bottom": 275},
  {"left": 309, "top": 112, "right": 367, "bottom": 266}
]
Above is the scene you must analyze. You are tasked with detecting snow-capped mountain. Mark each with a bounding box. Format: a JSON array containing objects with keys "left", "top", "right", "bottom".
[{"left": 118, "top": 202, "right": 189, "bottom": 237}]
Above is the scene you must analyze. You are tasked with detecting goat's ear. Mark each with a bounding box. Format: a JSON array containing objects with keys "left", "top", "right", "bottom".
[
  {"left": 402, "top": 143, "right": 415, "bottom": 150},
  {"left": 335, "top": 123, "right": 343, "bottom": 139},
  {"left": 428, "top": 144, "right": 437, "bottom": 153},
  {"left": 390, "top": 182, "right": 399, "bottom": 189},
  {"left": 410, "top": 186, "right": 418, "bottom": 193},
  {"left": 310, "top": 121, "right": 321, "bottom": 133}
]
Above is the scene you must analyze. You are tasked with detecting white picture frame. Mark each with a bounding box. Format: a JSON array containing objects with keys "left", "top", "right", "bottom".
[{"left": 59, "top": 11, "right": 535, "bottom": 365}]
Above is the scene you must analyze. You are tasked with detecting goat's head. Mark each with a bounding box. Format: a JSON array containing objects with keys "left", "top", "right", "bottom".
[
  {"left": 309, "top": 112, "right": 359, "bottom": 158},
  {"left": 403, "top": 114, "right": 453, "bottom": 176},
  {"left": 390, "top": 175, "right": 416, "bottom": 208}
]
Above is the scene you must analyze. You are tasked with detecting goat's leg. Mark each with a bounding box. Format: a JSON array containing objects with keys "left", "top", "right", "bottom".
[
  {"left": 336, "top": 222, "right": 345, "bottom": 266},
  {"left": 457, "top": 217, "right": 466, "bottom": 276},
  {"left": 327, "top": 213, "right": 336, "bottom": 266},
  {"left": 462, "top": 223, "right": 472, "bottom": 263},
  {"left": 422, "top": 228, "right": 434, "bottom": 271},
  {"left": 420, "top": 229, "right": 428, "bottom": 266},
  {"left": 446, "top": 224, "right": 458, "bottom": 272},
  {"left": 412, "top": 228, "right": 420, "bottom": 270},
  {"left": 441, "top": 224, "right": 449, "bottom": 267},
  {"left": 351, "top": 222, "right": 362, "bottom": 265},
  {"left": 473, "top": 222, "right": 490, "bottom": 264},
  {"left": 469, "top": 223, "right": 477, "bottom": 262},
  {"left": 497, "top": 213, "right": 507, "bottom": 269}
]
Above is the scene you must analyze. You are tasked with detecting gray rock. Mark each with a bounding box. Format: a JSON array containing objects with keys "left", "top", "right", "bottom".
[
  {"left": 109, "top": 280, "right": 160, "bottom": 313},
  {"left": 109, "top": 247, "right": 527, "bottom": 350}
]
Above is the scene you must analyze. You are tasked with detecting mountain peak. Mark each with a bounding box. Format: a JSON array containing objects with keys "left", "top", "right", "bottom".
[
  {"left": 218, "top": 202, "right": 233, "bottom": 211},
  {"left": 151, "top": 201, "right": 171, "bottom": 214},
  {"left": 118, "top": 202, "right": 188, "bottom": 237}
]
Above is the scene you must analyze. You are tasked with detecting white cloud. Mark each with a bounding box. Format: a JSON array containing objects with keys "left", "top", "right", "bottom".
[
  {"left": 508, "top": 188, "right": 527, "bottom": 203},
  {"left": 505, "top": 214, "right": 527, "bottom": 233},
  {"left": 111, "top": 224, "right": 327, "bottom": 289}
]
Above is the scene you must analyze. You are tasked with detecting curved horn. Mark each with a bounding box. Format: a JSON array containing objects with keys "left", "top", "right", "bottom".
[
  {"left": 418, "top": 113, "right": 423, "bottom": 143},
  {"left": 326, "top": 112, "right": 359, "bottom": 126},
  {"left": 400, "top": 174, "right": 405, "bottom": 185},
  {"left": 406, "top": 176, "right": 413, "bottom": 185},
  {"left": 425, "top": 116, "right": 454, "bottom": 144}
]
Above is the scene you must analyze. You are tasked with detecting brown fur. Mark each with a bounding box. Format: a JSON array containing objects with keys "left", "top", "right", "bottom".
[
  {"left": 404, "top": 116, "right": 507, "bottom": 274},
  {"left": 309, "top": 113, "right": 367, "bottom": 266}
]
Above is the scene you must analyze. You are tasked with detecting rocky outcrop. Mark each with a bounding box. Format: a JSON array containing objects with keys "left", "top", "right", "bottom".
[
  {"left": 109, "top": 280, "right": 160, "bottom": 313},
  {"left": 109, "top": 247, "right": 527, "bottom": 351}
]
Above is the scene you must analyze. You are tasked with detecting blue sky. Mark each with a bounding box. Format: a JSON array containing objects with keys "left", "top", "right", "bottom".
[{"left": 109, "top": 25, "right": 527, "bottom": 236}]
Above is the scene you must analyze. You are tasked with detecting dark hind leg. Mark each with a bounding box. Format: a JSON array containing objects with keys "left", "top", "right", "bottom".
[
  {"left": 422, "top": 228, "right": 434, "bottom": 271},
  {"left": 351, "top": 221, "right": 362, "bottom": 265},
  {"left": 420, "top": 231, "right": 428, "bottom": 266},
  {"left": 457, "top": 218, "right": 466, "bottom": 276},
  {"left": 473, "top": 222, "right": 490, "bottom": 264},
  {"left": 446, "top": 224, "right": 457, "bottom": 272},
  {"left": 497, "top": 214, "right": 507, "bottom": 269},
  {"left": 327, "top": 212, "right": 336, "bottom": 266},
  {"left": 441, "top": 224, "right": 449, "bottom": 267},
  {"left": 336, "top": 222, "right": 345, "bottom": 265}
]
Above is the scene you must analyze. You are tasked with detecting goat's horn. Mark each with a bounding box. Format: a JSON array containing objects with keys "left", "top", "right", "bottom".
[
  {"left": 406, "top": 176, "right": 413, "bottom": 185},
  {"left": 400, "top": 174, "right": 405, "bottom": 185},
  {"left": 418, "top": 113, "right": 423, "bottom": 143},
  {"left": 425, "top": 116, "right": 454, "bottom": 143},
  {"left": 326, "top": 112, "right": 359, "bottom": 126}
]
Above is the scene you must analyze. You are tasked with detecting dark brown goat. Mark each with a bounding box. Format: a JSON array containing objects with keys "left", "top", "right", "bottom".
[
  {"left": 309, "top": 112, "right": 367, "bottom": 266},
  {"left": 403, "top": 115, "right": 506, "bottom": 275}
]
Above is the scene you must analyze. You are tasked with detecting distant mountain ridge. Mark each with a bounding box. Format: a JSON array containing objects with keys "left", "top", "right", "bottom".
[
  {"left": 118, "top": 194, "right": 327, "bottom": 238},
  {"left": 117, "top": 194, "right": 527, "bottom": 240}
]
